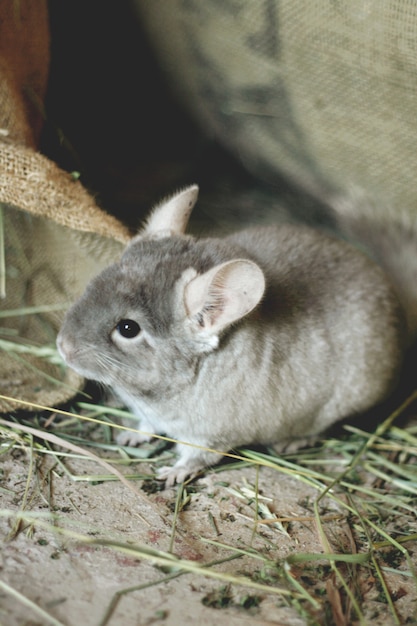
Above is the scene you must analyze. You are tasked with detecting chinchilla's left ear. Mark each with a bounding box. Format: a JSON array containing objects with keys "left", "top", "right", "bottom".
[{"left": 184, "top": 259, "right": 265, "bottom": 337}]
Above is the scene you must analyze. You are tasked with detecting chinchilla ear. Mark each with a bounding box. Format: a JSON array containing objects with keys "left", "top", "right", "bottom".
[
  {"left": 139, "top": 185, "right": 199, "bottom": 239},
  {"left": 184, "top": 259, "right": 265, "bottom": 335}
]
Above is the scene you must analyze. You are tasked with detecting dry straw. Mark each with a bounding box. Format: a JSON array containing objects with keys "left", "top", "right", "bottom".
[{"left": 1, "top": 389, "right": 416, "bottom": 625}]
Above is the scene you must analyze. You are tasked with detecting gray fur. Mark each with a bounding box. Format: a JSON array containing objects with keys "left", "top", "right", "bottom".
[{"left": 57, "top": 185, "right": 410, "bottom": 486}]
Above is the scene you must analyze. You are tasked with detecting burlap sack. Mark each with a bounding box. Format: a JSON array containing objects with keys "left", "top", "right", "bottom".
[
  {"left": 133, "top": 1, "right": 417, "bottom": 212},
  {"left": 0, "top": 1, "right": 130, "bottom": 412}
]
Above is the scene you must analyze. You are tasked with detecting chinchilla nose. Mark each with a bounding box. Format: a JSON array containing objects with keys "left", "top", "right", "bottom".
[{"left": 56, "top": 332, "right": 74, "bottom": 363}]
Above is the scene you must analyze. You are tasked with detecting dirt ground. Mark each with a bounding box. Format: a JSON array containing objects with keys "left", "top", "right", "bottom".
[{"left": 1, "top": 420, "right": 417, "bottom": 626}]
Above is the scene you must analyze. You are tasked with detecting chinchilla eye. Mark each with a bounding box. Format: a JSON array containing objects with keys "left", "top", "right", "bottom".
[{"left": 116, "top": 319, "right": 141, "bottom": 339}]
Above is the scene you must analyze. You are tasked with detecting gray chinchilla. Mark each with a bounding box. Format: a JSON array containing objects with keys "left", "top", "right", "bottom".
[{"left": 57, "top": 185, "right": 414, "bottom": 486}]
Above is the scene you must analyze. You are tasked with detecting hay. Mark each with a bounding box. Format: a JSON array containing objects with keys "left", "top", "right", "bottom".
[{"left": 1, "top": 393, "right": 416, "bottom": 625}]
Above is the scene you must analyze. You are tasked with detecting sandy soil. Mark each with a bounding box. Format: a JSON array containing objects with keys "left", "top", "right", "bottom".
[{"left": 1, "top": 435, "right": 416, "bottom": 626}]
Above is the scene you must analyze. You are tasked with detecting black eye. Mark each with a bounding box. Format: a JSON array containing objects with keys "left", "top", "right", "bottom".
[{"left": 116, "top": 319, "right": 141, "bottom": 339}]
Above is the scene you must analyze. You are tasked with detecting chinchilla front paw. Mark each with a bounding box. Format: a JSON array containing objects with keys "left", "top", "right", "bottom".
[
  {"left": 156, "top": 464, "right": 200, "bottom": 487},
  {"left": 116, "top": 429, "right": 153, "bottom": 447}
]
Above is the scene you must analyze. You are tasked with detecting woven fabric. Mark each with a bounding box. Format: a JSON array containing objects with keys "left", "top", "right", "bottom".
[
  {"left": 0, "top": 142, "right": 130, "bottom": 243},
  {"left": 0, "top": 0, "right": 49, "bottom": 146},
  {"left": 134, "top": 0, "right": 417, "bottom": 211}
]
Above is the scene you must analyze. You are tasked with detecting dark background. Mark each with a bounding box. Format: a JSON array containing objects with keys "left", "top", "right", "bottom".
[
  {"left": 42, "top": 0, "right": 329, "bottom": 232},
  {"left": 42, "top": 0, "right": 253, "bottom": 227}
]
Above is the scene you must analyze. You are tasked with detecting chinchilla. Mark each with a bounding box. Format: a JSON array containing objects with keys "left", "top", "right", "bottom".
[{"left": 57, "top": 185, "right": 414, "bottom": 486}]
